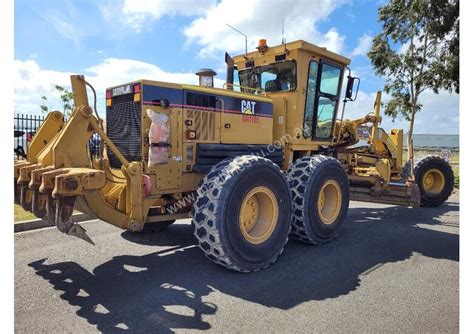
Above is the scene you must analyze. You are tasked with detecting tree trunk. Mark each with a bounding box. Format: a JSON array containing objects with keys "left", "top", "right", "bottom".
[{"left": 407, "top": 107, "right": 416, "bottom": 180}]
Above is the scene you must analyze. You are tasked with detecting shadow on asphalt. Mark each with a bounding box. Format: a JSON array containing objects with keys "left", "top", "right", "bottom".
[{"left": 28, "top": 200, "right": 459, "bottom": 333}]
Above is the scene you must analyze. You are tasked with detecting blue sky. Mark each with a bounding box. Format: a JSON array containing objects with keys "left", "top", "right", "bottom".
[{"left": 14, "top": 0, "right": 459, "bottom": 134}]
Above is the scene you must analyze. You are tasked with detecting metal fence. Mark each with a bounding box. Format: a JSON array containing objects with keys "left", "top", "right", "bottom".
[{"left": 14, "top": 113, "right": 101, "bottom": 160}]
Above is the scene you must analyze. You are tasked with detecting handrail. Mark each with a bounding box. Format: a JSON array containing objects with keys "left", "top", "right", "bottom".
[{"left": 222, "top": 83, "right": 266, "bottom": 95}]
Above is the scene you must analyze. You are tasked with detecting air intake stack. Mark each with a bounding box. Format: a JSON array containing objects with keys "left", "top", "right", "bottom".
[{"left": 195, "top": 69, "right": 217, "bottom": 87}]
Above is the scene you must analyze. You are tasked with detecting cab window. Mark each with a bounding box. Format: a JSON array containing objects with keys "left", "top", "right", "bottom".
[
  {"left": 303, "top": 61, "right": 318, "bottom": 138},
  {"left": 314, "top": 63, "right": 342, "bottom": 139},
  {"left": 320, "top": 63, "right": 341, "bottom": 95},
  {"left": 238, "top": 60, "right": 296, "bottom": 93},
  {"left": 316, "top": 97, "right": 337, "bottom": 138}
]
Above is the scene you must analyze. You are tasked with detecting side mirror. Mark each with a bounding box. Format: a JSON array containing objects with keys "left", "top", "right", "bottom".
[{"left": 345, "top": 76, "right": 360, "bottom": 101}]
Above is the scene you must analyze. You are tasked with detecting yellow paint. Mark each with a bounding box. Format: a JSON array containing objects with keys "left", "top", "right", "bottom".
[
  {"left": 239, "top": 186, "right": 278, "bottom": 244},
  {"left": 220, "top": 113, "right": 273, "bottom": 144},
  {"left": 317, "top": 180, "right": 342, "bottom": 225},
  {"left": 27, "top": 110, "right": 64, "bottom": 163},
  {"left": 182, "top": 84, "right": 273, "bottom": 103},
  {"left": 422, "top": 169, "right": 445, "bottom": 194}
]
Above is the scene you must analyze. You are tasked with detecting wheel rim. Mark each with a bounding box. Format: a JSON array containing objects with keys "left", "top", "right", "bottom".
[
  {"left": 422, "top": 168, "right": 445, "bottom": 194},
  {"left": 317, "top": 180, "right": 342, "bottom": 225},
  {"left": 239, "top": 186, "right": 278, "bottom": 244}
]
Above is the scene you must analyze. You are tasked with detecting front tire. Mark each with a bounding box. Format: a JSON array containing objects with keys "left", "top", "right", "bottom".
[
  {"left": 192, "top": 156, "right": 292, "bottom": 272},
  {"left": 414, "top": 156, "right": 454, "bottom": 207},
  {"left": 287, "top": 155, "right": 350, "bottom": 244}
]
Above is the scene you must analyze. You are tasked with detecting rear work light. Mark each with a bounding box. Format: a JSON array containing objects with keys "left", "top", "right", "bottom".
[
  {"left": 133, "top": 84, "right": 141, "bottom": 102},
  {"left": 106, "top": 89, "right": 112, "bottom": 107}
]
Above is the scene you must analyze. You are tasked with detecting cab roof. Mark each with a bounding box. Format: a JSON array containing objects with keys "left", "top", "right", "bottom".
[{"left": 233, "top": 39, "right": 351, "bottom": 66}]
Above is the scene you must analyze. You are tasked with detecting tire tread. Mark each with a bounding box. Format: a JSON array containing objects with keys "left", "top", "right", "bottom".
[{"left": 192, "top": 155, "right": 290, "bottom": 272}]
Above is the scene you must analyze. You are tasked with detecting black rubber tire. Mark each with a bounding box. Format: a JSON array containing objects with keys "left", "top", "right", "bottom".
[
  {"left": 192, "top": 155, "right": 292, "bottom": 272},
  {"left": 414, "top": 156, "right": 454, "bottom": 207},
  {"left": 287, "top": 155, "right": 350, "bottom": 244}
]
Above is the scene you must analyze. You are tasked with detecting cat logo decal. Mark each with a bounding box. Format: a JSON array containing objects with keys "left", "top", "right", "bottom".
[{"left": 241, "top": 100, "right": 257, "bottom": 115}]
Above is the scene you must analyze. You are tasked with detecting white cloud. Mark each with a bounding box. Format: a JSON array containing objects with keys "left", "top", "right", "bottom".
[
  {"left": 109, "top": 0, "right": 348, "bottom": 56},
  {"left": 350, "top": 33, "right": 372, "bottom": 57},
  {"left": 14, "top": 58, "right": 219, "bottom": 116},
  {"left": 41, "top": 2, "right": 90, "bottom": 47},
  {"left": 183, "top": 0, "right": 347, "bottom": 57},
  {"left": 414, "top": 90, "right": 459, "bottom": 134},
  {"left": 44, "top": 13, "right": 85, "bottom": 46},
  {"left": 85, "top": 58, "right": 199, "bottom": 88},
  {"left": 120, "top": 0, "right": 216, "bottom": 32},
  {"left": 14, "top": 60, "right": 72, "bottom": 114}
]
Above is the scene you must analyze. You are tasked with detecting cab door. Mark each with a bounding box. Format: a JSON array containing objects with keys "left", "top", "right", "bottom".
[{"left": 303, "top": 60, "right": 343, "bottom": 141}]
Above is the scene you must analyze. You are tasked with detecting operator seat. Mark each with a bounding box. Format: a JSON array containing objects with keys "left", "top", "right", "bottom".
[{"left": 265, "top": 79, "right": 281, "bottom": 92}]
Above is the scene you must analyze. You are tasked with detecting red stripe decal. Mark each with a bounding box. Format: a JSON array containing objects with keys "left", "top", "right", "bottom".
[{"left": 143, "top": 101, "right": 273, "bottom": 118}]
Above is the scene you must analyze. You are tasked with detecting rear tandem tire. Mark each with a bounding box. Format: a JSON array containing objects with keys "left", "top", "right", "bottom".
[
  {"left": 192, "top": 155, "right": 292, "bottom": 272},
  {"left": 287, "top": 155, "right": 350, "bottom": 244}
]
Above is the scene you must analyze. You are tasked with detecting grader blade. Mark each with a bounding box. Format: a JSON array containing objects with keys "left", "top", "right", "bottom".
[
  {"left": 55, "top": 196, "right": 95, "bottom": 245},
  {"left": 350, "top": 181, "right": 421, "bottom": 207}
]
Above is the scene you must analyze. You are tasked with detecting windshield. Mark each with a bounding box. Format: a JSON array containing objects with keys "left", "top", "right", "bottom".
[{"left": 238, "top": 61, "right": 296, "bottom": 93}]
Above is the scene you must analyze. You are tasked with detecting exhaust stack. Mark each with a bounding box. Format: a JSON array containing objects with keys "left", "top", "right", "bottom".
[{"left": 225, "top": 52, "right": 234, "bottom": 90}]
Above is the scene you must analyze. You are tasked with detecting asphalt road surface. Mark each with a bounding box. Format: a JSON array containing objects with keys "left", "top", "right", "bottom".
[{"left": 15, "top": 195, "right": 459, "bottom": 333}]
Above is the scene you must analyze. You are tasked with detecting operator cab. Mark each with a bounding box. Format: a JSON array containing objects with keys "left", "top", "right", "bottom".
[{"left": 229, "top": 39, "right": 358, "bottom": 144}]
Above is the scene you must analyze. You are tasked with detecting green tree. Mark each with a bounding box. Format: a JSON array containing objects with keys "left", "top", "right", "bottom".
[
  {"left": 39, "top": 96, "right": 49, "bottom": 113},
  {"left": 368, "top": 0, "right": 459, "bottom": 176},
  {"left": 54, "top": 85, "right": 74, "bottom": 117},
  {"left": 39, "top": 85, "right": 75, "bottom": 117}
]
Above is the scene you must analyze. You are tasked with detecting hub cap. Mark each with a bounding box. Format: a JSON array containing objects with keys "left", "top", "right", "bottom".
[
  {"left": 239, "top": 186, "right": 278, "bottom": 244},
  {"left": 317, "top": 180, "right": 342, "bottom": 225},
  {"left": 422, "top": 168, "right": 445, "bottom": 194}
]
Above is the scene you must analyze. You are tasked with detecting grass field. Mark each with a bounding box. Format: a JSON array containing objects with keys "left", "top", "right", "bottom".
[{"left": 14, "top": 204, "right": 36, "bottom": 222}]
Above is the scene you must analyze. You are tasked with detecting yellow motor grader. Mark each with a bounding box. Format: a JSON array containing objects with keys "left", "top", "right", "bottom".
[{"left": 14, "top": 39, "right": 454, "bottom": 272}]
